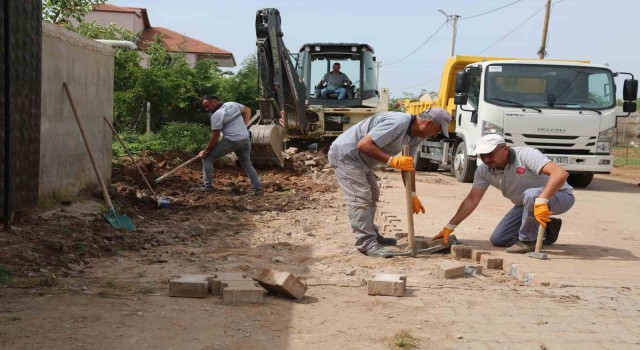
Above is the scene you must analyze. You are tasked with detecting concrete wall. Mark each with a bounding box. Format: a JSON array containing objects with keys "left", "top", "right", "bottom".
[
  {"left": 84, "top": 11, "right": 144, "bottom": 34},
  {"left": 40, "top": 22, "right": 115, "bottom": 199}
]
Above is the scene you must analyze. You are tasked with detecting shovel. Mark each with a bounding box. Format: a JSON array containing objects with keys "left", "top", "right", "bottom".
[
  {"left": 103, "top": 118, "right": 170, "bottom": 208},
  {"left": 63, "top": 83, "right": 136, "bottom": 230}
]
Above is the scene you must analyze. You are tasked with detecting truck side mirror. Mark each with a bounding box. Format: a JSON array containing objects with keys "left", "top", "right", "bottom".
[
  {"left": 623, "top": 79, "right": 638, "bottom": 101},
  {"left": 623, "top": 101, "right": 637, "bottom": 113},
  {"left": 455, "top": 71, "right": 470, "bottom": 94},
  {"left": 454, "top": 94, "right": 468, "bottom": 105}
]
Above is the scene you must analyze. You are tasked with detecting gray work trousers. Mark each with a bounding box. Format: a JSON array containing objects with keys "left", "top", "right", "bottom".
[
  {"left": 328, "top": 152, "right": 381, "bottom": 252},
  {"left": 202, "top": 137, "right": 262, "bottom": 191},
  {"left": 490, "top": 187, "right": 575, "bottom": 246}
]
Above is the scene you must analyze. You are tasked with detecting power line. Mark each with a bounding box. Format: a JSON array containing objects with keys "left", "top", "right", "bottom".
[
  {"left": 475, "top": 6, "right": 545, "bottom": 55},
  {"left": 383, "top": 20, "right": 448, "bottom": 66},
  {"left": 390, "top": 75, "right": 440, "bottom": 92},
  {"left": 461, "top": 0, "right": 525, "bottom": 20}
]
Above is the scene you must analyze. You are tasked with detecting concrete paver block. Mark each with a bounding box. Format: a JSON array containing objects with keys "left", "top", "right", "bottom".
[
  {"left": 394, "top": 232, "right": 408, "bottom": 240},
  {"left": 471, "top": 250, "right": 491, "bottom": 262},
  {"left": 414, "top": 236, "right": 430, "bottom": 249},
  {"left": 253, "top": 269, "right": 308, "bottom": 299},
  {"left": 221, "top": 281, "right": 265, "bottom": 304},
  {"left": 210, "top": 272, "right": 250, "bottom": 295},
  {"left": 464, "top": 264, "right": 483, "bottom": 275},
  {"left": 450, "top": 245, "right": 472, "bottom": 259},
  {"left": 367, "top": 273, "right": 407, "bottom": 297},
  {"left": 169, "top": 274, "right": 213, "bottom": 298},
  {"left": 437, "top": 261, "right": 466, "bottom": 279},
  {"left": 480, "top": 255, "right": 503, "bottom": 269}
]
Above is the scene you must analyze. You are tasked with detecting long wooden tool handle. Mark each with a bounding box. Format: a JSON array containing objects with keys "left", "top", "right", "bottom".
[
  {"left": 154, "top": 155, "right": 201, "bottom": 183},
  {"left": 402, "top": 145, "right": 417, "bottom": 257},
  {"left": 534, "top": 223, "right": 545, "bottom": 253},
  {"left": 63, "top": 83, "right": 114, "bottom": 210},
  {"left": 103, "top": 118, "right": 158, "bottom": 199}
]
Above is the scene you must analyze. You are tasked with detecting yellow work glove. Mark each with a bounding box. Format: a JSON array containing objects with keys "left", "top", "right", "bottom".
[
  {"left": 534, "top": 198, "right": 552, "bottom": 227},
  {"left": 387, "top": 155, "right": 415, "bottom": 171},
  {"left": 411, "top": 192, "right": 425, "bottom": 214},
  {"left": 432, "top": 224, "right": 457, "bottom": 245}
]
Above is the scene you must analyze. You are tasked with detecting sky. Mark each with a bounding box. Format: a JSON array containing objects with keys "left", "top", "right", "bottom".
[{"left": 108, "top": 0, "right": 639, "bottom": 99}]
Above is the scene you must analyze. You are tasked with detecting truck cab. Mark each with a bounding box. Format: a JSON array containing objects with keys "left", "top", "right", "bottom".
[{"left": 407, "top": 56, "right": 638, "bottom": 188}]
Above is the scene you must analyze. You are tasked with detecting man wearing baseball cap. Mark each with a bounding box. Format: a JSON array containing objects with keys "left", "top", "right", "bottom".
[
  {"left": 432, "top": 134, "right": 575, "bottom": 253},
  {"left": 329, "top": 108, "right": 451, "bottom": 257}
]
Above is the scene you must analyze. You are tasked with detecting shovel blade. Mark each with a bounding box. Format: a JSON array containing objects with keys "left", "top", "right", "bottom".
[{"left": 103, "top": 208, "right": 136, "bottom": 230}]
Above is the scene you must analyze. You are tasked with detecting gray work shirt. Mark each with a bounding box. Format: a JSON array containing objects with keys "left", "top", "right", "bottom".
[
  {"left": 323, "top": 71, "right": 350, "bottom": 89},
  {"left": 472, "top": 147, "right": 574, "bottom": 206},
  {"left": 210, "top": 102, "right": 249, "bottom": 141},
  {"left": 329, "top": 112, "right": 423, "bottom": 170}
]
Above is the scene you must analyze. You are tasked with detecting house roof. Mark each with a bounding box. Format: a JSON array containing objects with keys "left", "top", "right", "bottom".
[
  {"left": 93, "top": 4, "right": 151, "bottom": 28},
  {"left": 139, "top": 27, "right": 235, "bottom": 60}
]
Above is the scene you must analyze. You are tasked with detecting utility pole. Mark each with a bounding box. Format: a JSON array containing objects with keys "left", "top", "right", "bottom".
[
  {"left": 437, "top": 8, "right": 461, "bottom": 57},
  {"left": 538, "top": 0, "right": 552, "bottom": 59},
  {"left": 376, "top": 61, "right": 381, "bottom": 90}
]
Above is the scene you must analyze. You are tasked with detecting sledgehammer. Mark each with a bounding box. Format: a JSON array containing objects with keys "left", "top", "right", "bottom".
[{"left": 528, "top": 224, "right": 549, "bottom": 260}]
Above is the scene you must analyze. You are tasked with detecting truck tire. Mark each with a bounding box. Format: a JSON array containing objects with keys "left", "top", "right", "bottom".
[
  {"left": 415, "top": 157, "right": 439, "bottom": 172},
  {"left": 567, "top": 172, "right": 594, "bottom": 188},
  {"left": 453, "top": 141, "right": 476, "bottom": 183}
]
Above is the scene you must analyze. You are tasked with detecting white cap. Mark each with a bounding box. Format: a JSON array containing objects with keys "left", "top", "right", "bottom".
[
  {"left": 473, "top": 134, "right": 506, "bottom": 155},
  {"left": 417, "top": 108, "right": 451, "bottom": 138}
]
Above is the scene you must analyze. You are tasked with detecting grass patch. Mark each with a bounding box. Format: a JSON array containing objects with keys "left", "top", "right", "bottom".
[
  {"left": 389, "top": 330, "right": 418, "bottom": 349},
  {"left": 612, "top": 146, "right": 640, "bottom": 166},
  {"left": 0, "top": 265, "right": 13, "bottom": 285}
]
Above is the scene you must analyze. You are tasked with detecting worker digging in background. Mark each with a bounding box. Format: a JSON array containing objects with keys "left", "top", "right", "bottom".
[
  {"left": 328, "top": 108, "right": 452, "bottom": 257},
  {"left": 433, "top": 134, "right": 573, "bottom": 253},
  {"left": 192, "top": 94, "right": 264, "bottom": 196}
]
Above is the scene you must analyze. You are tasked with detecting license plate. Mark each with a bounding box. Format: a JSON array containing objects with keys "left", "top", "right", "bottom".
[{"left": 548, "top": 156, "right": 568, "bottom": 164}]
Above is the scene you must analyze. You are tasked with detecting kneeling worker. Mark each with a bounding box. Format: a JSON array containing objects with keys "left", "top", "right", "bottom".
[
  {"left": 329, "top": 108, "right": 452, "bottom": 257},
  {"left": 433, "top": 134, "right": 574, "bottom": 253}
]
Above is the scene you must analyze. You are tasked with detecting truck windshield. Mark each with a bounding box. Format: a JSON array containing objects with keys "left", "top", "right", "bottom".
[{"left": 484, "top": 64, "right": 615, "bottom": 110}]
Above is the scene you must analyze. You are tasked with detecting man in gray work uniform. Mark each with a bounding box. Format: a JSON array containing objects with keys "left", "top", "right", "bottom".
[
  {"left": 433, "top": 134, "right": 574, "bottom": 253},
  {"left": 319, "top": 62, "right": 351, "bottom": 100},
  {"left": 329, "top": 108, "right": 452, "bottom": 257},
  {"left": 193, "top": 95, "right": 263, "bottom": 196}
]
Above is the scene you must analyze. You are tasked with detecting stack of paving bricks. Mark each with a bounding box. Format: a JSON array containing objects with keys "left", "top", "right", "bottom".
[
  {"left": 169, "top": 273, "right": 265, "bottom": 304},
  {"left": 168, "top": 270, "right": 305, "bottom": 304},
  {"left": 436, "top": 246, "right": 505, "bottom": 279}
]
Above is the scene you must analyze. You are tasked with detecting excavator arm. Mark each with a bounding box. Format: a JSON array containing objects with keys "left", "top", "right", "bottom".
[{"left": 255, "top": 8, "right": 308, "bottom": 134}]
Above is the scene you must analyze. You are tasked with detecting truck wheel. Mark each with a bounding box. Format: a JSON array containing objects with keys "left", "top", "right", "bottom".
[
  {"left": 415, "top": 157, "right": 439, "bottom": 172},
  {"left": 567, "top": 172, "right": 594, "bottom": 188},
  {"left": 453, "top": 141, "right": 476, "bottom": 183}
]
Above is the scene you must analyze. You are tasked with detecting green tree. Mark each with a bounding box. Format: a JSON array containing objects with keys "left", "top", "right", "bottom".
[{"left": 42, "top": 0, "right": 106, "bottom": 25}]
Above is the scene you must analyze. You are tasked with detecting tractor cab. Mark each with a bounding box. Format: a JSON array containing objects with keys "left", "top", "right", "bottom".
[{"left": 297, "top": 43, "right": 380, "bottom": 108}]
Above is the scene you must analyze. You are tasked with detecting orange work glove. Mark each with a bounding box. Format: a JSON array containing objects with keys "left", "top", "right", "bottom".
[
  {"left": 534, "top": 198, "right": 552, "bottom": 227},
  {"left": 411, "top": 192, "right": 425, "bottom": 214},
  {"left": 432, "top": 224, "right": 457, "bottom": 245},
  {"left": 387, "top": 155, "right": 415, "bottom": 171}
]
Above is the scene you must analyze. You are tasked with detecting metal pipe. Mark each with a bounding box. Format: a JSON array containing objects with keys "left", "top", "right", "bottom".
[
  {"left": 3, "top": 0, "right": 13, "bottom": 231},
  {"left": 95, "top": 40, "right": 137, "bottom": 50}
]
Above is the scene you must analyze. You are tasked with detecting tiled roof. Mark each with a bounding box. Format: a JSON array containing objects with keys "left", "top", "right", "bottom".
[
  {"left": 138, "top": 27, "right": 233, "bottom": 56},
  {"left": 93, "top": 4, "right": 137, "bottom": 13}
]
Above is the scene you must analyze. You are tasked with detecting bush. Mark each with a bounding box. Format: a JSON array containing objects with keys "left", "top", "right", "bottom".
[{"left": 112, "top": 122, "right": 210, "bottom": 156}]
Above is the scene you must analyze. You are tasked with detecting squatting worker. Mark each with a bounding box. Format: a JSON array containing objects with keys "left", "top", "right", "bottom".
[
  {"left": 193, "top": 95, "right": 264, "bottom": 196},
  {"left": 432, "top": 134, "right": 574, "bottom": 253},
  {"left": 328, "top": 108, "right": 452, "bottom": 257}
]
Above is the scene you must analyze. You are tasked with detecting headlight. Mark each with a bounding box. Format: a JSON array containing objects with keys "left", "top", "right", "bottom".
[
  {"left": 482, "top": 121, "right": 503, "bottom": 136},
  {"left": 596, "top": 127, "right": 614, "bottom": 154}
]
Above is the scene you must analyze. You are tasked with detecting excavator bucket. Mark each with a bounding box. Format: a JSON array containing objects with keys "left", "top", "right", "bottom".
[{"left": 250, "top": 124, "right": 285, "bottom": 167}]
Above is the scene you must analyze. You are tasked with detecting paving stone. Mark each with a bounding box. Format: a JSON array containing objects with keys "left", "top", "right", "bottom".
[
  {"left": 210, "top": 272, "right": 250, "bottom": 295},
  {"left": 253, "top": 269, "right": 308, "bottom": 299},
  {"left": 169, "top": 274, "right": 213, "bottom": 298},
  {"left": 480, "top": 255, "right": 503, "bottom": 269},
  {"left": 221, "top": 281, "right": 265, "bottom": 304},
  {"left": 464, "top": 264, "right": 483, "bottom": 275},
  {"left": 437, "top": 261, "right": 466, "bottom": 279},
  {"left": 414, "top": 236, "right": 430, "bottom": 249},
  {"left": 367, "top": 273, "right": 406, "bottom": 297},
  {"left": 471, "top": 250, "right": 491, "bottom": 262},
  {"left": 450, "top": 245, "right": 472, "bottom": 259}
]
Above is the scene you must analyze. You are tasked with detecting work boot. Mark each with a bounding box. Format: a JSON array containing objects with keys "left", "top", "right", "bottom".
[
  {"left": 543, "top": 218, "right": 562, "bottom": 245},
  {"left": 253, "top": 189, "right": 264, "bottom": 196},
  {"left": 364, "top": 244, "right": 393, "bottom": 258},
  {"left": 505, "top": 241, "right": 536, "bottom": 254},
  {"left": 376, "top": 234, "right": 397, "bottom": 246},
  {"left": 190, "top": 186, "right": 214, "bottom": 192}
]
